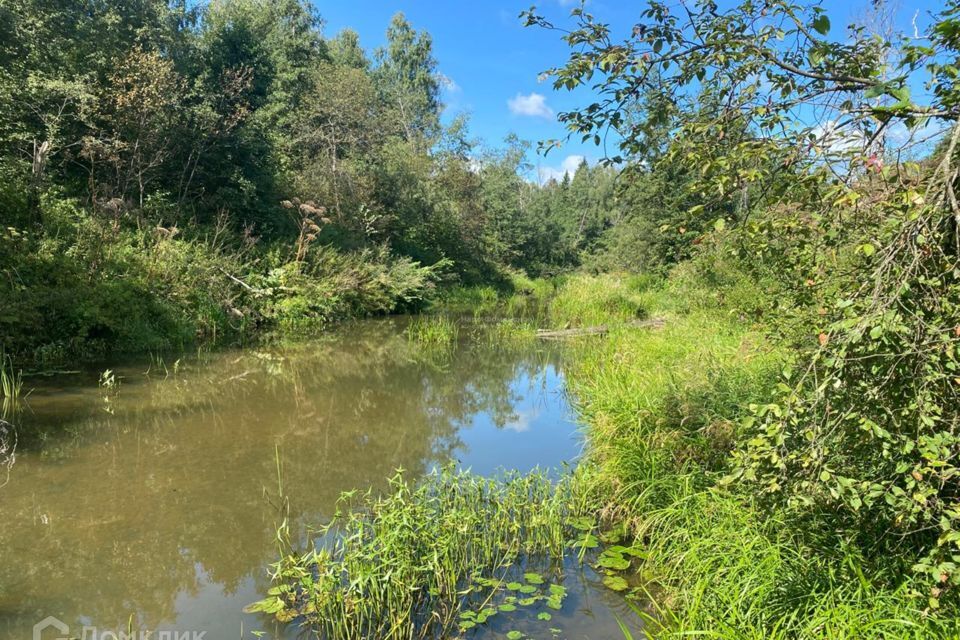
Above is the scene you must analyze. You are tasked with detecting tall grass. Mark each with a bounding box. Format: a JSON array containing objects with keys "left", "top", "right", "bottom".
[
  {"left": 562, "top": 275, "right": 956, "bottom": 638},
  {"left": 405, "top": 315, "right": 460, "bottom": 351},
  {"left": 433, "top": 285, "right": 501, "bottom": 316},
  {"left": 250, "top": 467, "right": 588, "bottom": 639},
  {"left": 547, "top": 274, "right": 652, "bottom": 328},
  {"left": 475, "top": 318, "right": 538, "bottom": 349},
  {"left": 632, "top": 488, "right": 957, "bottom": 639},
  {"left": 0, "top": 351, "right": 23, "bottom": 401}
]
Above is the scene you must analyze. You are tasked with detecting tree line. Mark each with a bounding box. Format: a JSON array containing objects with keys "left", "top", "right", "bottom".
[{"left": 0, "top": 0, "right": 663, "bottom": 360}]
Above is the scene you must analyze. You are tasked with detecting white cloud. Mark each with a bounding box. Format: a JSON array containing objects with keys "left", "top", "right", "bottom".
[
  {"left": 536, "top": 155, "right": 586, "bottom": 183},
  {"left": 810, "top": 119, "right": 866, "bottom": 155},
  {"left": 438, "top": 73, "right": 460, "bottom": 93},
  {"left": 508, "top": 92, "right": 554, "bottom": 119},
  {"left": 503, "top": 408, "right": 538, "bottom": 433}
]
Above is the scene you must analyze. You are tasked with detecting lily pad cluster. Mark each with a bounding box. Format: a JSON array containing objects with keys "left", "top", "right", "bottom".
[{"left": 458, "top": 571, "right": 567, "bottom": 636}]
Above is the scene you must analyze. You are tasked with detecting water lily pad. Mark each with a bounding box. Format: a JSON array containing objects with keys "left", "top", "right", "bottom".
[{"left": 602, "top": 575, "right": 629, "bottom": 592}]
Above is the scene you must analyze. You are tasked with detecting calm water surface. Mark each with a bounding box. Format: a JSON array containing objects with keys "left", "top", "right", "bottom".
[{"left": 0, "top": 318, "right": 642, "bottom": 639}]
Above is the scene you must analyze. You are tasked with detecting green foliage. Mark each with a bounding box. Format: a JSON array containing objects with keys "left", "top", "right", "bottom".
[
  {"left": 0, "top": 0, "right": 628, "bottom": 361},
  {"left": 405, "top": 314, "right": 459, "bottom": 351},
  {"left": 529, "top": 0, "right": 960, "bottom": 617},
  {"left": 566, "top": 277, "right": 783, "bottom": 501},
  {"left": 547, "top": 274, "right": 649, "bottom": 328},
  {"left": 258, "top": 246, "right": 446, "bottom": 333},
  {"left": 560, "top": 275, "right": 956, "bottom": 636},
  {"left": 250, "top": 467, "right": 586, "bottom": 638}
]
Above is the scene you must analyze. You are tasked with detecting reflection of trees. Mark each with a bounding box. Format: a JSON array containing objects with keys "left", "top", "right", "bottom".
[{"left": 0, "top": 318, "right": 566, "bottom": 636}]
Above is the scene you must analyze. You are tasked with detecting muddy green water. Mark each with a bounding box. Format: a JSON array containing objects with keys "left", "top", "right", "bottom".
[{"left": 1, "top": 318, "right": 643, "bottom": 639}]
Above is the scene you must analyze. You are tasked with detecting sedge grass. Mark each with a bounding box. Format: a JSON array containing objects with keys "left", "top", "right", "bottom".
[
  {"left": 405, "top": 315, "right": 460, "bottom": 351},
  {"left": 477, "top": 318, "right": 538, "bottom": 349},
  {"left": 0, "top": 351, "right": 23, "bottom": 401},
  {"left": 546, "top": 274, "right": 651, "bottom": 329}
]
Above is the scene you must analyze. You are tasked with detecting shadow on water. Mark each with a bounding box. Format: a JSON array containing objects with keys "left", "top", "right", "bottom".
[{"left": 0, "top": 317, "right": 642, "bottom": 639}]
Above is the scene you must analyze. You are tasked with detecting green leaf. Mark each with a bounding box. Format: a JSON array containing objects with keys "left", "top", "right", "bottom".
[
  {"left": 603, "top": 575, "right": 629, "bottom": 591},
  {"left": 812, "top": 15, "right": 830, "bottom": 35}
]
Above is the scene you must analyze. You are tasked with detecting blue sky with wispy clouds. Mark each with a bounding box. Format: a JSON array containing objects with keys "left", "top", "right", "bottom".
[{"left": 316, "top": 1, "right": 948, "bottom": 181}]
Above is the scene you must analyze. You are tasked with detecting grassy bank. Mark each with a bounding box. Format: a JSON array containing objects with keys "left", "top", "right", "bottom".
[{"left": 561, "top": 275, "right": 959, "bottom": 638}]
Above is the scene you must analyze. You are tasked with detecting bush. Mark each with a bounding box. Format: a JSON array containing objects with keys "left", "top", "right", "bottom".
[{"left": 0, "top": 198, "right": 446, "bottom": 363}]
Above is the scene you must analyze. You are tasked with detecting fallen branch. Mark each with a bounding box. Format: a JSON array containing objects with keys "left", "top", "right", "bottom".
[
  {"left": 536, "top": 317, "right": 665, "bottom": 339},
  {"left": 218, "top": 268, "right": 270, "bottom": 295}
]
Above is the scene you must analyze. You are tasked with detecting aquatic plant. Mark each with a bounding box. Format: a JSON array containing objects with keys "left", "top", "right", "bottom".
[
  {"left": 99, "top": 369, "right": 117, "bottom": 389},
  {"left": 477, "top": 318, "right": 538, "bottom": 349},
  {"left": 248, "top": 467, "right": 592, "bottom": 639},
  {"left": 0, "top": 351, "right": 23, "bottom": 401},
  {"left": 405, "top": 315, "right": 460, "bottom": 350}
]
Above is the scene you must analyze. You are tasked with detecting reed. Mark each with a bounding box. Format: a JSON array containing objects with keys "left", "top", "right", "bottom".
[
  {"left": 405, "top": 315, "right": 460, "bottom": 350},
  {"left": 0, "top": 351, "right": 23, "bottom": 401}
]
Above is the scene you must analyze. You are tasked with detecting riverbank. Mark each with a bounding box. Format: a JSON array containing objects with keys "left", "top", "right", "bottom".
[
  {"left": 560, "top": 276, "right": 957, "bottom": 638},
  {"left": 1, "top": 216, "right": 451, "bottom": 366}
]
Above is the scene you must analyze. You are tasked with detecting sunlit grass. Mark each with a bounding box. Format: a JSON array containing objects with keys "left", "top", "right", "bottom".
[
  {"left": 476, "top": 318, "right": 538, "bottom": 349},
  {"left": 546, "top": 274, "right": 651, "bottom": 328},
  {"left": 405, "top": 315, "right": 460, "bottom": 350},
  {"left": 563, "top": 276, "right": 955, "bottom": 639}
]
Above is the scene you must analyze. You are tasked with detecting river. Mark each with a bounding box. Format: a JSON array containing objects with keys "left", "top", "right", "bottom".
[{"left": 1, "top": 317, "right": 643, "bottom": 639}]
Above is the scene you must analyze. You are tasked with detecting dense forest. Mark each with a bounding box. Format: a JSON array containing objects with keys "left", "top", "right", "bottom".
[{"left": 0, "top": 0, "right": 641, "bottom": 363}]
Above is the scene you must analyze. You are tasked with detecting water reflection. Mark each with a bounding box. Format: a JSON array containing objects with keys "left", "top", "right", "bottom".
[{"left": 0, "top": 318, "right": 581, "bottom": 638}]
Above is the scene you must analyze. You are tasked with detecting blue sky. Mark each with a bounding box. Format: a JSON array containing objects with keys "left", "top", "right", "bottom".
[{"left": 315, "top": 1, "right": 947, "bottom": 181}]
